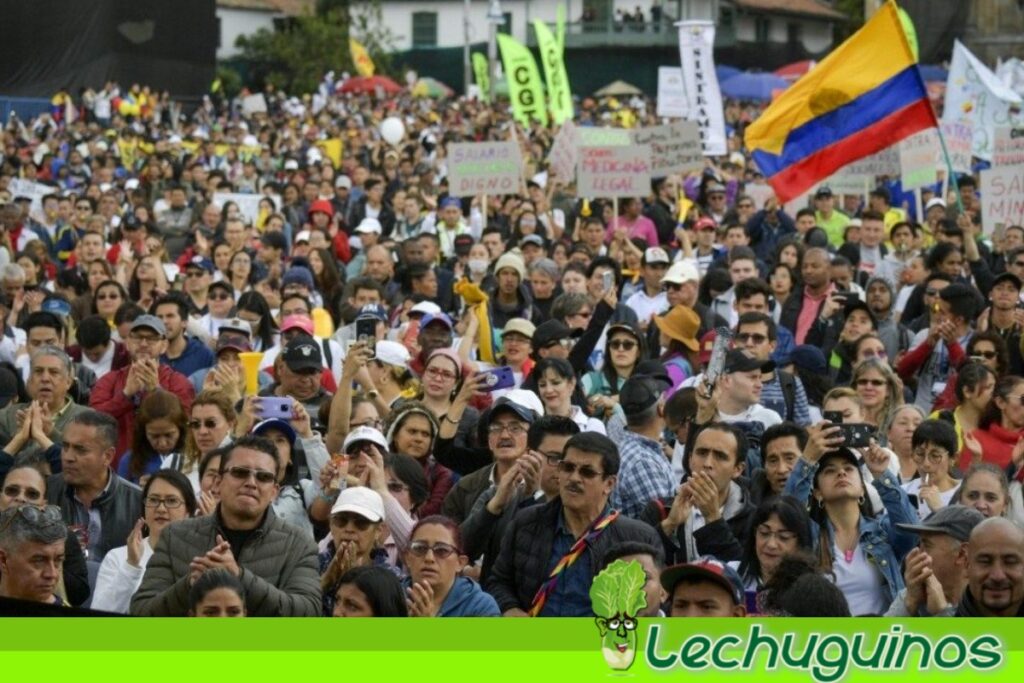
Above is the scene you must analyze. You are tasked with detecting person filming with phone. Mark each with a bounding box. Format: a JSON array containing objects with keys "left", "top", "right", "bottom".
[{"left": 262, "top": 336, "right": 332, "bottom": 433}]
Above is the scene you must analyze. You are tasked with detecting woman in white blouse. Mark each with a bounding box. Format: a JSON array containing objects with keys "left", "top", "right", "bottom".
[{"left": 91, "top": 469, "right": 197, "bottom": 613}]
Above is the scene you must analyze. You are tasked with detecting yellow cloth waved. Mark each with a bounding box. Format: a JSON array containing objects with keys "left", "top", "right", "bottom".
[{"left": 454, "top": 278, "right": 496, "bottom": 364}]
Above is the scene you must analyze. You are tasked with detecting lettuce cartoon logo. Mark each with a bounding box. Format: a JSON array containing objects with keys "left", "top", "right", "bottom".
[{"left": 589, "top": 559, "right": 647, "bottom": 671}]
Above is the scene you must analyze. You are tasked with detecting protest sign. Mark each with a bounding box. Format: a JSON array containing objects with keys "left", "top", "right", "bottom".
[
  {"left": 677, "top": 21, "right": 727, "bottom": 155},
  {"left": 840, "top": 146, "right": 900, "bottom": 177},
  {"left": 577, "top": 145, "right": 651, "bottom": 198},
  {"left": 940, "top": 121, "right": 973, "bottom": 174},
  {"left": 992, "top": 126, "right": 1024, "bottom": 167},
  {"left": 899, "top": 130, "right": 940, "bottom": 189},
  {"left": 656, "top": 67, "right": 688, "bottom": 118},
  {"left": 213, "top": 192, "right": 282, "bottom": 226},
  {"left": 241, "top": 94, "right": 267, "bottom": 115},
  {"left": 824, "top": 173, "right": 868, "bottom": 197},
  {"left": 577, "top": 127, "right": 630, "bottom": 146},
  {"left": 630, "top": 121, "right": 703, "bottom": 176},
  {"left": 980, "top": 165, "right": 1024, "bottom": 235},
  {"left": 7, "top": 178, "right": 55, "bottom": 220},
  {"left": 446, "top": 141, "right": 523, "bottom": 197},
  {"left": 547, "top": 121, "right": 578, "bottom": 183}
]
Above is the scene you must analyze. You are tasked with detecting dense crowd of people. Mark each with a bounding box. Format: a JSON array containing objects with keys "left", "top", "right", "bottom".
[{"left": 0, "top": 77, "right": 1021, "bottom": 619}]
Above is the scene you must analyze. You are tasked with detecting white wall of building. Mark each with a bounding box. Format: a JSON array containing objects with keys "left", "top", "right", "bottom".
[{"left": 217, "top": 7, "right": 278, "bottom": 59}]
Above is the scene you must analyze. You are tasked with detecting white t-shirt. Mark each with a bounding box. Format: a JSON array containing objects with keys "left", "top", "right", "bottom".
[
  {"left": 80, "top": 341, "right": 116, "bottom": 380},
  {"left": 902, "top": 478, "right": 961, "bottom": 519},
  {"left": 625, "top": 289, "right": 668, "bottom": 325},
  {"left": 829, "top": 543, "right": 889, "bottom": 616},
  {"left": 718, "top": 405, "right": 782, "bottom": 429}
]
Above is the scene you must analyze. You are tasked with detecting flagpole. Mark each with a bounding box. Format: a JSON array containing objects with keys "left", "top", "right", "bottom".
[{"left": 933, "top": 123, "right": 966, "bottom": 216}]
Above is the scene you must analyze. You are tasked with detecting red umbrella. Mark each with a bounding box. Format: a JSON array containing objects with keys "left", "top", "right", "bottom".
[
  {"left": 338, "top": 75, "right": 402, "bottom": 95},
  {"left": 774, "top": 60, "right": 816, "bottom": 82}
]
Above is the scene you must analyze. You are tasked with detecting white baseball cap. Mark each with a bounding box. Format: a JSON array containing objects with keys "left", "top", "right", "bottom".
[
  {"left": 661, "top": 261, "right": 699, "bottom": 285},
  {"left": 295, "top": 230, "right": 312, "bottom": 244},
  {"left": 355, "top": 218, "right": 382, "bottom": 235},
  {"left": 374, "top": 340, "right": 411, "bottom": 368},
  {"left": 501, "top": 388, "right": 545, "bottom": 418},
  {"left": 410, "top": 301, "right": 442, "bottom": 316},
  {"left": 329, "top": 486, "right": 386, "bottom": 522},
  {"left": 219, "top": 317, "right": 252, "bottom": 337},
  {"left": 284, "top": 159, "right": 299, "bottom": 171},
  {"left": 342, "top": 426, "right": 390, "bottom": 455}
]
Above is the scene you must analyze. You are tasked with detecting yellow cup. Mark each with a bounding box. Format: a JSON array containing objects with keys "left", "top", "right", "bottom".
[
  {"left": 238, "top": 351, "right": 264, "bottom": 396},
  {"left": 312, "top": 308, "right": 334, "bottom": 338}
]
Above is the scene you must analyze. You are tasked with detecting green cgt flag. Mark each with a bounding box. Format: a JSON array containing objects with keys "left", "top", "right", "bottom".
[
  {"left": 497, "top": 33, "right": 549, "bottom": 127},
  {"left": 472, "top": 52, "right": 491, "bottom": 102},
  {"left": 534, "top": 19, "right": 573, "bottom": 124}
]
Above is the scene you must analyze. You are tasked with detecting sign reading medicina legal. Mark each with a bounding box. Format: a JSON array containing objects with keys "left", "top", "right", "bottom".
[
  {"left": 446, "top": 142, "right": 524, "bottom": 197},
  {"left": 577, "top": 145, "right": 652, "bottom": 198}
]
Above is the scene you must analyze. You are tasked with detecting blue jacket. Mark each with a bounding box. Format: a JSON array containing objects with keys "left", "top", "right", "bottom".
[
  {"left": 784, "top": 458, "right": 918, "bottom": 606},
  {"left": 403, "top": 575, "right": 500, "bottom": 617},
  {"left": 745, "top": 209, "right": 796, "bottom": 264},
  {"left": 161, "top": 336, "right": 215, "bottom": 379}
]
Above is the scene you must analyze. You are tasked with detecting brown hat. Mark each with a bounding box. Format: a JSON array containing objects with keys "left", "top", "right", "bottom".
[{"left": 654, "top": 306, "right": 700, "bottom": 352}]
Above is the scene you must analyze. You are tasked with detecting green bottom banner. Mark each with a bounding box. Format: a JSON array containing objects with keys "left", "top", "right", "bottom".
[{"left": 3, "top": 619, "right": 1020, "bottom": 681}]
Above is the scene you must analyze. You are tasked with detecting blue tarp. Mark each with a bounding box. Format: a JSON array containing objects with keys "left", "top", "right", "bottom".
[{"left": 720, "top": 72, "right": 790, "bottom": 102}]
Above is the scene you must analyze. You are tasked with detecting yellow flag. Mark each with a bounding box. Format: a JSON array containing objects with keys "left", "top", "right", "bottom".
[
  {"left": 350, "top": 38, "right": 375, "bottom": 77},
  {"left": 317, "top": 138, "right": 343, "bottom": 168},
  {"left": 497, "top": 34, "right": 548, "bottom": 127},
  {"left": 533, "top": 20, "right": 573, "bottom": 124}
]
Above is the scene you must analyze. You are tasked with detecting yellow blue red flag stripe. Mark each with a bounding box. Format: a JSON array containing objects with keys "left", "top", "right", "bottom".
[{"left": 744, "top": 1, "right": 936, "bottom": 202}]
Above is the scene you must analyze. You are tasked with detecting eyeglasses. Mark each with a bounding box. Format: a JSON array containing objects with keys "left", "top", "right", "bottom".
[
  {"left": 488, "top": 423, "right": 527, "bottom": 436},
  {"left": 2, "top": 484, "right": 43, "bottom": 502},
  {"left": 542, "top": 452, "right": 563, "bottom": 467},
  {"left": 735, "top": 333, "right": 768, "bottom": 345},
  {"left": 557, "top": 460, "right": 605, "bottom": 479},
  {"left": 76, "top": 205, "right": 91, "bottom": 211},
  {"left": 609, "top": 339, "right": 637, "bottom": 351},
  {"left": 387, "top": 481, "right": 408, "bottom": 494},
  {"left": 408, "top": 540, "right": 458, "bottom": 559},
  {"left": 925, "top": 289, "right": 941, "bottom": 296},
  {"left": 663, "top": 282, "right": 683, "bottom": 292},
  {"left": 425, "top": 366, "right": 458, "bottom": 381},
  {"left": 971, "top": 350, "right": 998, "bottom": 360},
  {"left": 756, "top": 526, "right": 798, "bottom": 543},
  {"left": 185, "top": 271, "right": 206, "bottom": 279},
  {"left": 331, "top": 512, "right": 375, "bottom": 531},
  {"left": 737, "top": 203, "right": 754, "bottom": 209},
  {"left": 144, "top": 496, "right": 185, "bottom": 509},
  {"left": 130, "top": 334, "right": 162, "bottom": 344},
  {"left": 0, "top": 504, "right": 63, "bottom": 532},
  {"left": 912, "top": 447, "right": 950, "bottom": 463},
  {"left": 856, "top": 378, "right": 886, "bottom": 387},
  {"left": 189, "top": 419, "right": 222, "bottom": 430},
  {"left": 223, "top": 466, "right": 276, "bottom": 484}
]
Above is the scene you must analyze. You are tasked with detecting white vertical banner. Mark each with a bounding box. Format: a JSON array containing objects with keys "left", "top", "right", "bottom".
[
  {"left": 943, "top": 40, "right": 1024, "bottom": 161},
  {"left": 677, "top": 21, "right": 727, "bottom": 156},
  {"left": 656, "top": 67, "right": 688, "bottom": 118}
]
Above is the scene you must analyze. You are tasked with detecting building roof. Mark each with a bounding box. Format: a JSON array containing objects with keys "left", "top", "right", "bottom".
[
  {"left": 269, "top": 0, "right": 315, "bottom": 16},
  {"left": 217, "top": 0, "right": 277, "bottom": 11},
  {"left": 734, "top": 0, "right": 848, "bottom": 21}
]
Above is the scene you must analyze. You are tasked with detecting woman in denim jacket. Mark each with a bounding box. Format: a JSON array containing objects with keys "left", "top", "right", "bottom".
[{"left": 785, "top": 436, "right": 918, "bottom": 615}]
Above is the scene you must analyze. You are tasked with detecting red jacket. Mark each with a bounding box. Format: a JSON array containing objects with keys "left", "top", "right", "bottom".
[
  {"left": 896, "top": 337, "right": 965, "bottom": 383},
  {"left": 958, "top": 422, "right": 1024, "bottom": 472},
  {"left": 89, "top": 364, "right": 195, "bottom": 466}
]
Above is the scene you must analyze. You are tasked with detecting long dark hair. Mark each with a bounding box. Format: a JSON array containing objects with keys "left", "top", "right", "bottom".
[
  {"left": 385, "top": 453, "right": 429, "bottom": 514},
  {"left": 738, "top": 496, "right": 813, "bottom": 586},
  {"left": 142, "top": 469, "right": 198, "bottom": 517},
  {"left": 336, "top": 566, "right": 408, "bottom": 617},
  {"left": 967, "top": 330, "right": 1009, "bottom": 376},
  {"left": 311, "top": 247, "right": 344, "bottom": 309},
  {"left": 129, "top": 390, "right": 188, "bottom": 481},
  {"left": 979, "top": 376, "right": 1024, "bottom": 430},
  {"left": 236, "top": 291, "right": 277, "bottom": 351},
  {"left": 809, "top": 450, "right": 874, "bottom": 573},
  {"left": 601, "top": 324, "right": 645, "bottom": 390}
]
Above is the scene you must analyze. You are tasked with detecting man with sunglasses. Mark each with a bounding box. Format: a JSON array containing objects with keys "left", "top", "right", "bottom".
[
  {"left": 181, "top": 256, "right": 214, "bottom": 317},
  {"left": 488, "top": 431, "right": 660, "bottom": 617},
  {"left": 131, "top": 435, "right": 321, "bottom": 616},
  {"left": 0, "top": 504, "right": 68, "bottom": 606},
  {"left": 89, "top": 315, "right": 195, "bottom": 460},
  {"left": 734, "top": 312, "right": 810, "bottom": 427}
]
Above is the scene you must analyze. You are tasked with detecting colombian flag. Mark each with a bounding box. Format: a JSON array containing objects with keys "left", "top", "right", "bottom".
[{"left": 745, "top": 1, "right": 936, "bottom": 202}]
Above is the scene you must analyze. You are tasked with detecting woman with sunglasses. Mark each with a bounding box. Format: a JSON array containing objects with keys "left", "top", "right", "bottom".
[
  {"left": 319, "top": 486, "right": 396, "bottom": 616},
  {"left": 901, "top": 419, "right": 962, "bottom": 518},
  {"left": 332, "top": 565, "right": 409, "bottom": 617},
  {"left": 961, "top": 375, "right": 1024, "bottom": 472},
  {"left": 932, "top": 331, "right": 1007, "bottom": 411},
  {"left": 583, "top": 322, "right": 645, "bottom": 418},
  {"left": 90, "top": 280, "right": 128, "bottom": 330},
  {"left": 403, "top": 515, "right": 500, "bottom": 617},
  {"left": 851, "top": 359, "right": 903, "bottom": 434},
  {"left": 91, "top": 469, "right": 197, "bottom": 613},
  {"left": 0, "top": 464, "right": 89, "bottom": 606},
  {"left": 182, "top": 391, "right": 237, "bottom": 491},
  {"left": 730, "top": 496, "right": 813, "bottom": 615},
  {"left": 535, "top": 358, "right": 605, "bottom": 434}
]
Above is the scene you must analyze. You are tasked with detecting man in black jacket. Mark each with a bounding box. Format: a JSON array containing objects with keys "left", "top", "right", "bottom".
[
  {"left": 487, "top": 432, "right": 661, "bottom": 617},
  {"left": 641, "top": 422, "right": 754, "bottom": 566},
  {"left": 45, "top": 410, "right": 142, "bottom": 569}
]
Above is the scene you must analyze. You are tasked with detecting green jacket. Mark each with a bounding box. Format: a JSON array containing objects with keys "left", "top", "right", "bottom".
[{"left": 130, "top": 507, "right": 321, "bottom": 616}]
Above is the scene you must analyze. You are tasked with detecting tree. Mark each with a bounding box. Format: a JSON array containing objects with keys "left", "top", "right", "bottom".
[{"left": 833, "top": 0, "right": 865, "bottom": 41}]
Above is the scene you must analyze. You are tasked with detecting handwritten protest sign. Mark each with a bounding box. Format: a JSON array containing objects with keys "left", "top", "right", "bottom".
[
  {"left": 981, "top": 165, "right": 1024, "bottom": 235},
  {"left": 993, "top": 126, "right": 1024, "bottom": 167},
  {"left": 656, "top": 67, "right": 688, "bottom": 119},
  {"left": 241, "top": 94, "right": 267, "bottom": 115},
  {"left": 840, "top": 147, "right": 900, "bottom": 177},
  {"left": 213, "top": 192, "right": 282, "bottom": 226},
  {"left": 941, "top": 121, "right": 973, "bottom": 174},
  {"left": 446, "top": 141, "right": 523, "bottom": 197},
  {"left": 899, "top": 130, "right": 940, "bottom": 189},
  {"left": 8, "top": 178, "right": 56, "bottom": 220},
  {"left": 630, "top": 121, "right": 703, "bottom": 176},
  {"left": 547, "top": 121, "right": 578, "bottom": 183},
  {"left": 577, "top": 145, "right": 651, "bottom": 198},
  {"left": 577, "top": 127, "right": 630, "bottom": 146}
]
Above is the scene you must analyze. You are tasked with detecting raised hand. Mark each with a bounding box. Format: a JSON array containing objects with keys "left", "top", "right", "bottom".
[
  {"left": 406, "top": 580, "right": 437, "bottom": 617},
  {"left": 126, "top": 518, "right": 146, "bottom": 568}
]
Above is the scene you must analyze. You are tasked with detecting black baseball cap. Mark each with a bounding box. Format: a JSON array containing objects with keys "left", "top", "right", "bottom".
[
  {"left": 261, "top": 231, "right": 288, "bottom": 250},
  {"left": 635, "top": 360, "right": 671, "bottom": 388},
  {"left": 533, "top": 320, "right": 578, "bottom": 349},
  {"left": 619, "top": 375, "right": 662, "bottom": 416},
  {"left": 843, "top": 298, "right": 878, "bottom": 328},
  {"left": 723, "top": 349, "right": 775, "bottom": 375},
  {"left": 282, "top": 335, "right": 322, "bottom": 372},
  {"left": 993, "top": 271, "right": 1023, "bottom": 291}
]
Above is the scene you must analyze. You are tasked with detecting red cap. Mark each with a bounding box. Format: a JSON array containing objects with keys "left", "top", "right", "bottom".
[
  {"left": 698, "top": 329, "right": 717, "bottom": 366},
  {"left": 694, "top": 217, "right": 717, "bottom": 231},
  {"left": 281, "top": 315, "right": 314, "bottom": 335},
  {"left": 308, "top": 199, "right": 334, "bottom": 219}
]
